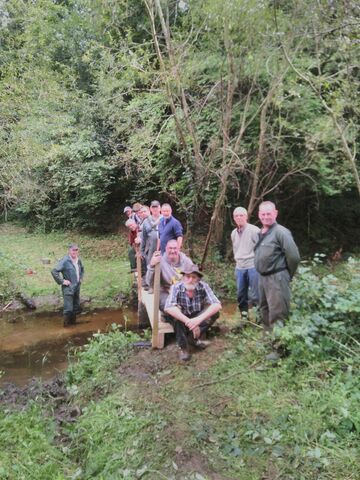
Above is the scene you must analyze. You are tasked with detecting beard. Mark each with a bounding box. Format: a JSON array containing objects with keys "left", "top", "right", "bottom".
[{"left": 184, "top": 284, "right": 196, "bottom": 291}]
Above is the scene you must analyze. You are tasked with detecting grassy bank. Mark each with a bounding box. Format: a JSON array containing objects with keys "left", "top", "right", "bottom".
[
  {"left": 0, "top": 321, "right": 359, "bottom": 479},
  {"left": 0, "top": 224, "right": 131, "bottom": 309}
]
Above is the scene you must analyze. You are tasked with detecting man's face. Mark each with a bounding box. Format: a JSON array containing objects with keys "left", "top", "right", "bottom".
[
  {"left": 150, "top": 205, "right": 161, "bottom": 217},
  {"left": 183, "top": 273, "right": 200, "bottom": 291},
  {"left": 165, "top": 241, "right": 179, "bottom": 262},
  {"left": 258, "top": 205, "right": 278, "bottom": 227},
  {"left": 129, "top": 222, "right": 138, "bottom": 232},
  {"left": 69, "top": 247, "right": 79, "bottom": 260},
  {"left": 233, "top": 212, "right": 248, "bottom": 228},
  {"left": 161, "top": 205, "right": 172, "bottom": 218},
  {"left": 138, "top": 210, "right": 146, "bottom": 220}
]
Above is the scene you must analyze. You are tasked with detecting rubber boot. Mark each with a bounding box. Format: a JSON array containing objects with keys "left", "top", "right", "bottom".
[
  {"left": 63, "top": 314, "right": 72, "bottom": 327},
  {"left": 69, "top": 313, "right": 77, "bottom": 325}
]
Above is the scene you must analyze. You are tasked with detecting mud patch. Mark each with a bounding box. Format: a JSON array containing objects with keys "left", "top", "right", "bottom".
[{"left": 0, "top": 375, "right": 68, "bottom": 410}]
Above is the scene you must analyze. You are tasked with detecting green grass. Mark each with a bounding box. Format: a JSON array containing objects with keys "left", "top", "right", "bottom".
[
  {"left": 1, "top": 326, "right": 359, "bottom": 479},
  {"left": 0, "top": 224, "right": 131, "bottom": 308}
]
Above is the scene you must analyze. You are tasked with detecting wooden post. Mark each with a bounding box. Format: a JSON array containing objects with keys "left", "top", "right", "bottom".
[
  {"left": 135, "top": 244, "right": 142, "bottom": 303},
  {"left": 152, "top": 262, "right": 161, "bottom": 348}
]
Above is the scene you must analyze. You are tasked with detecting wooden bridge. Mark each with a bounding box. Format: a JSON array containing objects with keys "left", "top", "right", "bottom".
[{"left": 136, "top": 254, "right": 173, "bottom": 349}]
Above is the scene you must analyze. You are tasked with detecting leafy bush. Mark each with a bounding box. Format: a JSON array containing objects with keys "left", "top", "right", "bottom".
[{"left": 280, "top": 257, "right": 360, "bottom": 363}]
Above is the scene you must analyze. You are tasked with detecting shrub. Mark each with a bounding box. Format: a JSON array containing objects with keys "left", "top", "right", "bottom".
[{"left": 280, "top": 257, "right": 360, "bottom": 363}]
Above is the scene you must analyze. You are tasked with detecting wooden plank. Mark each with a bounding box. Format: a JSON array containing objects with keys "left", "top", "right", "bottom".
[
  {"left": 138, "top": 261, "right": 174, "bottom": 349},
  {"left": 141, "top": 290, "right": 174, "bottom": 334},
  {"left": 152, "top": 262, "right": 160, "bottom": 348}
]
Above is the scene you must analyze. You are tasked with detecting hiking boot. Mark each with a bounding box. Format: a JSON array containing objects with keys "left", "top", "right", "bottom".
[
  {"left": 63, "top": 314, "right": 72, "bottom": 327},
  {"left": 187, "top": 334, "right": 207, "bottom": 350},
  {"left": 179, "top": 349, "right": 191, "bottom": 361},
  {"left": 193, "top": 340, "right": 207, "bottom": 350}
]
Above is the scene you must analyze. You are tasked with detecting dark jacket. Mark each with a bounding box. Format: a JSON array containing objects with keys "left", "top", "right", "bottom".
[
  {"left": 254, "top": 223, "right": 300, "bottom": 278},
  {"left": 51, "top": 255, "right": 84, "bottom": 294}
]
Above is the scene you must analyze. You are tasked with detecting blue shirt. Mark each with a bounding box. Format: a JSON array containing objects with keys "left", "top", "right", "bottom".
[{"left": 158, "top": 215, "right": 183, "bottom": 253}]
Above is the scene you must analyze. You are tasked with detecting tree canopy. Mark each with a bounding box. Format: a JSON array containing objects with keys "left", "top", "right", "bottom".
[{"left": 0, "top": 0, "right": 359, "bottom": 250}]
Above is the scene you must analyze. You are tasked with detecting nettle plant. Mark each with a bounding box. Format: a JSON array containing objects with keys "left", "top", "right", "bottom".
[{"left": 279, "top": 256, "right": 360, "bottom": 362}]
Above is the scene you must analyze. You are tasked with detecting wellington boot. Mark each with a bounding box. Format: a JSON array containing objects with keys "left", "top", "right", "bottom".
[
  {"left": 69, "top": 313, "right": 77, "bottom": 325},
  {"left": 63, "top": 314, "right": 72, "bottom": 327}
]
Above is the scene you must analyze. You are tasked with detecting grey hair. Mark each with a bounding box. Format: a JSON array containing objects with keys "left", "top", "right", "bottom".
[
  {"left": 125, "top": 219, "right": 137, "bottom": 227},
  {"left": 233, "top": 207, "right": 248, "bottom": 216}
]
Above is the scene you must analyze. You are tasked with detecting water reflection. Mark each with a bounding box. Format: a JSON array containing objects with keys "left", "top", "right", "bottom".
[{"left": 0, "top": 308, "right": 137, "bottom": 386}]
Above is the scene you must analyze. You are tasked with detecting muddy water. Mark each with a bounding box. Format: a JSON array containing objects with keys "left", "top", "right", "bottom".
[{"left": 0, "top": 308, "right": 137, "bottom": 387}]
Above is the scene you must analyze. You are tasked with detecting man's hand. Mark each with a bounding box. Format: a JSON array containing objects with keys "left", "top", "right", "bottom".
[
  {"left": 186, "top": 317, "right": 202, "bottom": 332},
  {"left": 189, "top": 325, "right": 201, "bottom": 339},
  {"left": 150, "top": 251, "right": 161, "bottom": 267},
  {"left": 134, "top": 237, "right": 141, "bottom": 245},
  {"left": 63, "top": 280, "right": 71, "bottom": 286}
]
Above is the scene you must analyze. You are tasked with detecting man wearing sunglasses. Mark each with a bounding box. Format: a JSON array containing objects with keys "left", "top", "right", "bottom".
[{"left": 51, "top": 243, "right": 84, "bottom": 327}]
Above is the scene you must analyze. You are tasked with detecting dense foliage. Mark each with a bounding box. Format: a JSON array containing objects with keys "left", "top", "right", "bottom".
[
  {"left": 0, "top": 0, "right": 359, "bottom": 247},
  {"left": 281, "top": 256, "right": 360, "bottom": 363}
]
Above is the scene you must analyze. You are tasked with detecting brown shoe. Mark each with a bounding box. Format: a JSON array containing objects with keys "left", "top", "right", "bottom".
[{"left": 179, "top": 349, "right": 191, "bottom": 361}]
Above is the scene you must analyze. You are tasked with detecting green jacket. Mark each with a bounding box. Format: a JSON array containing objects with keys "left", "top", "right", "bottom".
[
  {"left": 254, "top": 223, "right": 300, "bottom": 278},
  {"left": 51, "top": 255, "right": 84, "bottom": 294}
]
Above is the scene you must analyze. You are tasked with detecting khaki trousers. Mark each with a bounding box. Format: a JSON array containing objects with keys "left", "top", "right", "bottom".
[{"left": 258, "top": 270, "right": 291, "bottom": 331}]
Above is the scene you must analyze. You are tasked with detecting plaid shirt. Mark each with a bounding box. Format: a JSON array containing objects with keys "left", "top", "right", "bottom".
[{"left": 165, "top": 280, "right": 220, "bottom": 317}]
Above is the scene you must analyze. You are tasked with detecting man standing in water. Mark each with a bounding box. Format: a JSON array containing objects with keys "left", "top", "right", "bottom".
[
  {"left": 254, "top": 201, "right": 300, "bottom": 335},
  {"left": 51, "top": 243, "right": 84, "bottom": 327}
]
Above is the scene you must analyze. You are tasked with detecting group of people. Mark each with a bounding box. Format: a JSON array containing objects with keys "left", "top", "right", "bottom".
[
  {"left": 124, "top": 201, "right": 221, "bottom": 361},
  {"left": 51, "top": 200, "right": 300, "bottom": 362}
]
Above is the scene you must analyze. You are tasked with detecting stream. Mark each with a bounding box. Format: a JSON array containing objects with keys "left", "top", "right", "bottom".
[{"left": 0, "top": 308, "right": 138, "bottom": 387}]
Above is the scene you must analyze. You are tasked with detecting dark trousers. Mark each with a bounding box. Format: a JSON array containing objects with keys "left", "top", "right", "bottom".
[
  {"left": 63, "top": 285, "right": 81, "bottom": 316},
  {"left": 164, "top": 312, "right": 219, "bottom": 350},
  {"left": 128, "top": 247, "right": 146, "bottom": 275}
]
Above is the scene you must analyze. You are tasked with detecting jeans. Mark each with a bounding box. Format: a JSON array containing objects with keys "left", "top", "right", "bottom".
[{"left": 235, "top": 267, "right": 259, "bottom": 312}]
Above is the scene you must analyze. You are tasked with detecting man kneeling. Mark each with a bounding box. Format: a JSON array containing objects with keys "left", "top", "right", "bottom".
[{"left": 164, "top": 265, "right": 222, "bottom": 361}]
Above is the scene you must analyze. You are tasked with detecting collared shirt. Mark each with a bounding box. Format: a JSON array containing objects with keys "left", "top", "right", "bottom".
[
  {"left": 71, "top": 258, "right": 80, "bottom": 282},
  {"left": 165, "top": 280, "right": 220, "bottom": 317},
  {"left": 158, "top": 215, "right": 183, "bottom": 253}
]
